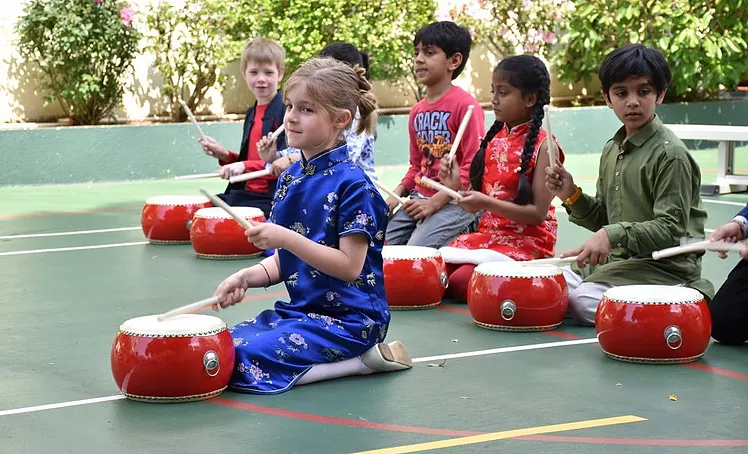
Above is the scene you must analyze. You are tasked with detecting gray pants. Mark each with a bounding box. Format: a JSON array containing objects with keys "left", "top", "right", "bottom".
[
  {"left": 561, "top": 268, "right": 612, "bottom": 326},
  {"left": 385, "top": 195, "right": 479, "bottom": 249}
]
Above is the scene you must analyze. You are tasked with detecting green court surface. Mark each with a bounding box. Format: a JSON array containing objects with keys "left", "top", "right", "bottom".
[{"left": 1, "top": 151, "right": 746, "bottom": 453}]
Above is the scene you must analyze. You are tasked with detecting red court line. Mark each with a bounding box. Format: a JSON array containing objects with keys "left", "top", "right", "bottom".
[
  {"left": 0, "top": 204, "right": 142, "bottom": 220},
  {"left": 241, "top": 290, "right": 288, "bottom": 302},
  {"left": 211, "top": 397, "right": 748, "bottom": 447},
  {"left": 684, "top": 363, "right": 748, "bottom": 381},
  {"left": 519, "top": 435, "right": 748, "bottom": 447},
  {"left": 436, "top": 305, "right": 471, "bottom": 315},
  {"left": 210, "top": 397, "right": 482, "bottom": 437}
]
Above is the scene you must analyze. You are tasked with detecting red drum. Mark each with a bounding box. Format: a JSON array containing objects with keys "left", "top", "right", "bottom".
[
  {"left": 467, "top": 262, "right": 569, "bottom": 331},
  {"left": 189, "top": 207, "right": 266, "bottom": 259},
  {"left": 141, "top": 195, "right": 211, "bottom": 244},
  {"left": 111, "top": 314, "right": 235, "bottom": 402},
  {"left": 596, "top": 285, "right": 711, "bottom": 364},
  {"left": 382, "top": 245, "right": 447, "bottom": 310}
]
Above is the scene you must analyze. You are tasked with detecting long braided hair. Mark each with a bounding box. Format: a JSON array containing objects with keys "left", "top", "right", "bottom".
[{"left": 468, "top": 55, "right": 551, "bottom": 205}]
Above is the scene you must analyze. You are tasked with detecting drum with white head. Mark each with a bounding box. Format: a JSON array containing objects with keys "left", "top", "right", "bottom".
[
  {"left": 467, "top": 261, "right": 569, "bottom": 331},
  {"left": 111, "top": 314, "right": 235, "bottom": 402},
  {"left": 141, "top": 195, "right": 211, "bottom": 244},
  {"left": 382, "top": 245, "right": 447, "bottom": 310},
  {"left": 190, "top": 206, "right": 266, "bottom": 259},
  {"left": 596, "top": 285, "right": 711, "bottom": 364}
]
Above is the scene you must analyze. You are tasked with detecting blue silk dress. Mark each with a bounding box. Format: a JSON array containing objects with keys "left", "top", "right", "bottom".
[{"left": 228, "top": 143, "right": 390, "bottom": 394}]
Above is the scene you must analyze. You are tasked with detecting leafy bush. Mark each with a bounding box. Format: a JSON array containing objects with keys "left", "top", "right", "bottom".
[
  {"left": 144, "top": 0, "right": 241, "bottom": 121},
  {"left": 449, "top": 0, "right": 573, "bottom": 58},
  {"left": 551, "top": 0, "right": 748, "bottom": 101},
  {"left": 15, "top": 0, "right": 140, "bottom": 125},
  {"left": 232, "top": 0, "right": 437, "bottom": 98}
]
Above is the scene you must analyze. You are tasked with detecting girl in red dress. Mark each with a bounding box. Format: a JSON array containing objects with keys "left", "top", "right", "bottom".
[{"left": 438, "top": 55, "right": 565, "bottom": 302}]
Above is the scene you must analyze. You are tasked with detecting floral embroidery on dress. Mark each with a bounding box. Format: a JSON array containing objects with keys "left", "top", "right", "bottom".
[
  {"left": 449, "top": 122, "right": 560, "bottom": 261},
  {"left": 289, "top": 222, "right": 309, "bottom": 236},
  {"left": 287, "top": 272, "right": 299, "bottom": 287}
]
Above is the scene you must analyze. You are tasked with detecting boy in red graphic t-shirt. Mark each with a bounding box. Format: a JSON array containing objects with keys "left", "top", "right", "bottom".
[{"left": 384, "top": 21, "right": 485, "bottom": 248}]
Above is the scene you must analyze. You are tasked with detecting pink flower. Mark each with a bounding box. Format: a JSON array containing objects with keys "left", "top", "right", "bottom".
[
  {"left": 543, "top": 31, "right": 557, "bottom": 44},
  {"left": 96, "top": 0, "right": 103, "bottom": 4},
  {"left": 120, "top": 7, "right": 134, "bottom": 27}
]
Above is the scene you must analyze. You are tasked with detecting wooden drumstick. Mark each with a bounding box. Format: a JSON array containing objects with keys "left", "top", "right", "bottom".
[
  {"left": 174, "top": 172, "right": 221, "bottom": 181},
  {"left": 198, "top": 188, "right": 257, "bottom": 230},
  {"left": 269, "top": 124, "right": 285, "bottom": 141},
  {"left": 543, "top": 105, "right": 557, "bottom": 165},
  {"left": 228, "top": 168, "right": 273, "bottom": 184},
  {"left": 372, "top": 178, "right": 406, "bottom": 205},
  {"left": 523, "top": 255, "right": 579, "bottom": 266},
  {"left": 157, "top": 296, "right": 221, "bottom": 321},
  {"left": 653, "top": 241, "right": 745, "bottom": 260},
  {"left": 420, "top": 176, "right": 464, "bottom": 200},
  {"left": 447, "top": 105, "right": 475, "bottom": 161},
  {"left": 179, "top": 99, "right": 206, "bottom": 140}
]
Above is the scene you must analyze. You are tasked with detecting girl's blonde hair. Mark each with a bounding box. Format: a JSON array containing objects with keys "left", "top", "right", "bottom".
[{"left": 284, "top": 57, "right": 377, "bottom": 136}]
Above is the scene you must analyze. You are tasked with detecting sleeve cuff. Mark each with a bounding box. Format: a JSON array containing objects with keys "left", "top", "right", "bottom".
[
  {"left": 733, "top": 215, "right": 748, "bottom": 239},
  {"left": 603, "top": 224, "right": 627, "bottom": 249}
]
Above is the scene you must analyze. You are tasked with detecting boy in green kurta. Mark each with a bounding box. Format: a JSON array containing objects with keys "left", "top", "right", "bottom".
[{"left": 545, "top": 44, "right": 714, "bottom": 326}]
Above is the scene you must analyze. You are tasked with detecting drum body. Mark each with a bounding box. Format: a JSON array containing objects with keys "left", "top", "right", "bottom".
[
  {"left": 382, "top": 245, "right": 447, "bottom": 310},
  {"left": 141, "top": 195, "right": 211, "bottom": 244},
  {"left": 111, "top": 314, "right": 235, "bottom": 402},
  {"left": 189, "top": 207, "right": 266, "bottom": 259},
  {"left": 467, "top": 262, "right": 568, "bottom": 331},
  {"left": 596, "top": 285, "right": 711, "bottom": 364}
]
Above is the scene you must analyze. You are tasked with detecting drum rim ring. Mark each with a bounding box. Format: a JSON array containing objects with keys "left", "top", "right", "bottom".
[
  {"left": 473, "top": 269, "right": 562, "bottom": 278},
  {"left": 473, "top": 320, "right": 561, "bottom": 331},
  {"left": 388, "top": 301, "right": 441, "bottom": 310},
  {"left": 118, "top": 325, "right": 227, "bottom": 337},
  {"left": 601, "top": 349, "right": 705, "bottom": 364},
  {"left": 196, "top": 252, "right": 264, "bottom": 260},
  {"left": 602, "top": 296, "right": 705, "bottom": 305},
  {"left": 121, "top": 386, "right": 227, "bottom": 402}
]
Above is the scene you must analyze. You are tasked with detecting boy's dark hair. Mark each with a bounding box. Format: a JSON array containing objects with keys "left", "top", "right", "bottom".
[
  {"left": 319, "top": 42, "right": 371, "bottom": 80},
  {"left": 599, "top": 44, "right": 672, "bottom": 96},
  {"left": 413, "top": 21, "right": 472, "bottom": 80},
  {"left": 469, "top": 55, "right": 551, "bottom": 205}
]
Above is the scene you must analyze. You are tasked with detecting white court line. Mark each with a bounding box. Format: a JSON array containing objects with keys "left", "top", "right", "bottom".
[
  {"left": 412, "top": 338, "right": 598, "bottom": 363},
  {"left": 0, "top": 241, "right": 148, "bottom": 257},
  {"left": 0, "top": 337, "right": 597, "bottom": 417},
  {"left": 0, "top": 226, "right": 141, "bottom": 240},
  {"left": 0, "top": 395, "right": 126, "bottom": 417},
  {"left": 703, "top": 199, "right": 746, "bottom": 208}
]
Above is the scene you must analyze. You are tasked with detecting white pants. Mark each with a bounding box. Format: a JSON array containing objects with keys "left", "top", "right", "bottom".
[{"left": 561, "top": 268, "right": 612, "bottom": 326}]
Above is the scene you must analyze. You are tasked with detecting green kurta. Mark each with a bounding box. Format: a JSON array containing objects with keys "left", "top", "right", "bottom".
[{"left": 565, "top": 114, "right": 714, "bottom": 300}]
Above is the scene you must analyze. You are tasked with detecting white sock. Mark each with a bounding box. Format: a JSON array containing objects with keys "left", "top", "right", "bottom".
[{"left": 296, "top": 356, "right": 374, "bottom": 386}]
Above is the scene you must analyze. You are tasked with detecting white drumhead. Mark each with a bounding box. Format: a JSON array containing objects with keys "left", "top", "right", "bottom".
[
  {"left": 474, "top": 261, "right": 561, "bottom": 278},
  {"left": 145, "top": 195, "right": 210, "bottom": 206},
  {"left": 194, "top": 206, "right": 265, "bottom": 219},
  {"left": 120, "top": 314, "right": 226, "bottom": 336},
  {"left": 382, "top": 245, "right": 441, "bottom": 260},
  {"left": 603, "top": 285, "right": 704, "bottom": 305}
]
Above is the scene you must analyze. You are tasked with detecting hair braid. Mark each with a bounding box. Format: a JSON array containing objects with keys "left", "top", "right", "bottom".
[
  {"left": 513, "top": 63, "right": 551, "bottom": 205},
  {"left": 469, "top": 120, "right": 504, "bottom": 191}
]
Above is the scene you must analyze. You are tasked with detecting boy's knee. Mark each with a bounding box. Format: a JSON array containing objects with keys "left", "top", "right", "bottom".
[{"left": 567, "top": 285, "right": 603, "bottom": 326}]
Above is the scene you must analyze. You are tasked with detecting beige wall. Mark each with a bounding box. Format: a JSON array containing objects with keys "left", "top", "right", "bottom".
[{"left": 1, "top": 0, "right": 598, "bottom": 124}]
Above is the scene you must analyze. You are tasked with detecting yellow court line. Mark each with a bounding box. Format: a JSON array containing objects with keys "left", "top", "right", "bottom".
[{"left": 351, "top": 415, "right": 646, "bottom": 454}]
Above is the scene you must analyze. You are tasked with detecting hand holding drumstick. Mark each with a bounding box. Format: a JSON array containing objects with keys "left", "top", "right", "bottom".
[{"left": 708, "top": 221, "right": 748, "bottom": 259}]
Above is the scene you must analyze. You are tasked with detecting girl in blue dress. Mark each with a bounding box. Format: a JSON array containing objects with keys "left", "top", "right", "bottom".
[{"left": 213, "top": 57, "right": 412, "bottom": 394}]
